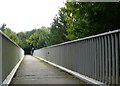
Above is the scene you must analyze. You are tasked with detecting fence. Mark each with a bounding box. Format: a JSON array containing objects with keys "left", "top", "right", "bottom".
[
  {"left": 33, "top": 29, "right": 120, "bottom": 84},
  {"left": 0, "top": 31, "right": 24, "bottom": 85}
]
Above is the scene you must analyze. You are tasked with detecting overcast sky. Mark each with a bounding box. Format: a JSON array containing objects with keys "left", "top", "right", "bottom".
[{"left": 0, "top": 0, "right": 66, "bottom": 33}]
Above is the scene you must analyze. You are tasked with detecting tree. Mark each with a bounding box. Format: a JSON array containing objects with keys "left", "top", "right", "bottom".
[
  {"left": 27, "top": 28, "right": 51, "bottom": 49},
  {"left": 60, "top": 2, "right": 120, "bottom": 40},
  {"left": 17, "top": 29, "right": 37, "bottom": 54},
  {"left": 1, "top": 27, "right": 20, "bottom": 44},
  {"left": 50, "top": 11, "right": 68, "bottom": 45},
  {"left": 0, "top": 23, "right": 6, "bottom": 31}
]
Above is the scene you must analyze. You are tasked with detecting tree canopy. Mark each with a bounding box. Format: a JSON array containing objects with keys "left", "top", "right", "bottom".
[
  {"left": 0, "top": 2, "right": 120, "bottom": 54},
  {"left": 60, "top": 2, "right": 120, "bottom": 40}
]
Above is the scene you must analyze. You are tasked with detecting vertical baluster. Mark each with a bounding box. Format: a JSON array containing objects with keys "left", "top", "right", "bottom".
[
  {"left": 96, "top": 38, "right": 100, "bottom": 81},
  {"left": 84, "top": 40, "right": 86, "bottom": 75},
  {"left": 99, "top": 37, "right": 102, "bottom": 82},
  {"left": 102, "top": 36, "right": 105, "bottom": 83},
  {"left": 119, "top": 33, "right": 120, "bottom": 84},
  {"left": 105, "top": 36, "right": 108, "bottom": 84},
  {"left": 115, "top": 34, "right": 119, "bottom": 84},
  {"left": 87, "top": 40, "right": 89, "bottom": 76},
  {"left": 94, "top": 38, "right": 96, "bottom": 79},
  {"left": 91, "top": 38, "right": 94, "bottom": 78},
  {"left": 106, "top": 35, "right": 112, "bottom": 84},
  {"left": 111, "top": 34, "right": 115, "bottom": 84},
  {"left": 89, "top": 39, "right": 91, "bottom": 78}
]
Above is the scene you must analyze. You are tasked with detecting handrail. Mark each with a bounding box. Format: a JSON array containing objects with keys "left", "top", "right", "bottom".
[
  {"left": 0, "top": 30, "right": 24, "bottom": 85},
  {"left": 0, "top": 30, "right": 21, "bottom": 49},
  {"left": 41, "top": 29, "right": 120, "bottom": 49},
  {"left": 33, "top": 29, "right": 120, "bottom": 84}
]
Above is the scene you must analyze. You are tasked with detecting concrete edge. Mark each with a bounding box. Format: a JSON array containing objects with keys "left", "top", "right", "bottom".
[
  {"left": 1, "top": 56, "right": 24, "bottom": 86},
  {"left": 34, "top": 56, "right": 106, "bottom": 85}
]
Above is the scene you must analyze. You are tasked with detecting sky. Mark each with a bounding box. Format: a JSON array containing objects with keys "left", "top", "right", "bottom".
[{"left": 0, "top": 0, "right": 66, "bottom": 33}]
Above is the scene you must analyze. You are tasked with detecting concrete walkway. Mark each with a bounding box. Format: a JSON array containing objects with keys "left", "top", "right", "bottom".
[{"left": 10, "top": 55, "right": 85, "bottom": 84}]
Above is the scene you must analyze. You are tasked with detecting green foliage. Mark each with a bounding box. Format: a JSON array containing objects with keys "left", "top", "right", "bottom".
[
  {"left": 60, "top": 2, "right": 120, "bottom": 40},
  {"left": 16, "top": 27, "right": 52, "bottom": 54},
  {"left": 0, "top": 23, "right": 6, "bottom": 31},
  {"left": 0, "top": 26, "right": 20, "bottom": 44},
  {"left": 27, "top": 28, "right": 51, "bottom": 49},
  {"left": 1, "top": 2, "right": 120, "bottom": 53},
  {"left": 50, "top": 11, "right": 68, "bottom": 45},
  {"left": 17, "top": 29, "right": 38, "bottom": 54},
  {"left": 17, "top": 32, "right": 29, "bottom": 48}
]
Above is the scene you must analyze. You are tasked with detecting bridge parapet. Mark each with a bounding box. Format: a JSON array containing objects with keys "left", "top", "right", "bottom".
[
  {"left": 0, "top": 30, "right": 24, "bottom": 85},
  {"left": 33, "top": 29, "right": 120, "bottom": 84}
]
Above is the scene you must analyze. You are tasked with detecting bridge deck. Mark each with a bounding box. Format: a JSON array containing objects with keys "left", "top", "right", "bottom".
[{"left": 10, "top": 55, "right": 85, "bottom": 84}]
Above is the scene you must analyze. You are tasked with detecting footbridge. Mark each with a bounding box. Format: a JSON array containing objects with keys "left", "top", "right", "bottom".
[{"left": 0, "top": 29, "right": 120, "bottom": 85}]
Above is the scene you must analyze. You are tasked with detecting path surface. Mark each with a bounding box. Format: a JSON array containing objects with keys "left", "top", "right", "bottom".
[{"left": 10, "top": 55, "right": 85, "bottom": 84}]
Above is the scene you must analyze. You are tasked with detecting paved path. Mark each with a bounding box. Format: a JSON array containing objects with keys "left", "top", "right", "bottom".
[{"left": 10, "top": 55, "right": 85, "bottom": 84}]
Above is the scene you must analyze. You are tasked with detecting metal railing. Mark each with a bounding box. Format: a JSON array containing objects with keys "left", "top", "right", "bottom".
[
  {"left": 33, "top": 29, "right": 120, "bottom": 84},
  {"left": 0, "top": 30, "right": 24, "bottom": 85}
]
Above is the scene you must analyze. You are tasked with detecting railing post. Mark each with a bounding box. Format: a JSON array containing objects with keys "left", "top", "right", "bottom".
[
  {"left": 89, "top": 39, "right": 92, "bottom": 78},
  {"left": 105, "top": 36, "right": 108, "bottom": 84},
  {"left": 86, "top": 40, "right": 89, "bottom": 77},
  {"left": 119, "top": 33, "right": 120, "bottom": 84},
  {"left": 115, "top": 33, "right": 119, "bottom": 84},
  {"left": 102, "top": 36, "right": 105, "bottom": 82},
  {"left": 0, "top": 33, "right": 2, "bottom": 85},
  {"left": 108, "top": 35, "right": 112, "bottom": 84},
  {"left": 96, "top": 38, "right": 100, "bottom": 81},
  {"left": 94, "top": 38, "right": 97, "bottom": 80},
  {"left": 99, "top": 37, "right": 102, "bottom": 82},
  {"left": 111, "top": 34, "right": 115, "bottom": 84}
]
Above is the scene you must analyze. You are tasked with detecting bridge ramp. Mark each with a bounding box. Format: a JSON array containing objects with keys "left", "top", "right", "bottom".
[{"left": 10, "top": 55, "right": 86, "bottom": 84}]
